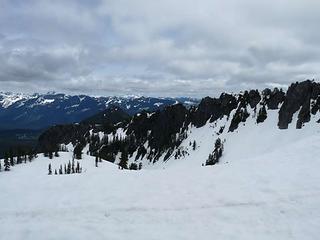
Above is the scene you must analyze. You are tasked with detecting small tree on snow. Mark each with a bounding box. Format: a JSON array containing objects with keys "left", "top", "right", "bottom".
[
  {"left": 4, "top": 157, "right": 10, "bottom": 171},
  {"left": 119, "top": 149, "right": 128, "bottom": 170},
  {"left": 48, "top": 163, "right": 52, "bottom": 175},
  {"left": 95, "top": 155, "right": 98, "bottom": 167},
  {"left": 192, "top": 140, "right": 197, "bottom": 150},
  {"left": 205, "top": 138, "right": 224, "bottom": 166}
]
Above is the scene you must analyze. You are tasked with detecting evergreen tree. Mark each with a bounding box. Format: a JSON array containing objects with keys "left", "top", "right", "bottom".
[
  {"left": 119, "top": 149, "right": 128, "bottom": 169},
  {"left": 17, "top": 153, "right": 22, "bottom": 164},
  {"left": 10, "top": 157, "right": 15, "bottom": 166},
  {"left": 59, "top": 165, "right": 63, "bottom": 175},
  {"left": 76, "top": 161, "right": 81, "bottom": 173},
  {"left": 206, "top": 138, "right": 223, "bottom": 166},
  {"left": 257, "top": 104, "right": 267, "bottom": 123},
  {"left": 28, "top": 152, "right": 34, "bottom": 162},
  {"left": 129, "top": 163, "right": 138, "bottom": 170},
  {"left": 4, "top": 157, "right": 10, "bottom": 171},
  {"left": 95, "top": 155, "right": 98, "bottom": 167},
  {"left": 3, "top": 152, "right": 9, "bottom": 171},
  {"left": 54, "top": 151, "right": 59, "bottom": 157},
  {"left": 192, "top": 140, "right": 197, "bottom": 150},
  {"left": 138, "top": 162, "right": 143, "bottom": 170},
  {"left": 9, "top": 150, "right": 14, "bottom": 166},
  {"left": 54, "top": 169, "right": 58, "bottom": 175},
  {"left": 74, "top": 144, "right": 83, "bottom": 160},
  {"left": 48, "top": 163, "right": 52, "bottom": 175},
  {"left": 67, "top": 161, "right": 71, "bottom": 174},
  {"left": 71, "top": 159, "right": 75, "bottom": 174}
]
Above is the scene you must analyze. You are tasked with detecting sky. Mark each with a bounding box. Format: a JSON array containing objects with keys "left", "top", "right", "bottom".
[{"left": 0, "top": 0, "right": 319, "bottom": 97}]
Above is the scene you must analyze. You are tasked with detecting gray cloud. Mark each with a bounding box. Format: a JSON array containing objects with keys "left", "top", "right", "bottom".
[{"left": 0, "top": 0, "right": 319, "bottom": 97}]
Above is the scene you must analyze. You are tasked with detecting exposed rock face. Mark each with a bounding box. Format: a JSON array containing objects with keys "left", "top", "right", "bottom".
[
  {"left": 278, "top": 80, "right": 320, "bottom": 129},
  {"left": 191, "top": 97, "right": 222, "bottom": 127},
  {"left": 127, "top": 104, "right": 189, "bottom": 160},
  {"left": 247, "top": 90, "right": 261, "bottom": 109},
  {"left": 228, "top": 106, "right": 250, "bottom": 132},
  {"left": 191, "top": 94, "right": 237, "bottom": 128},
  {"left": 262, "top": 88, "right": 285, "bottom": 110}
]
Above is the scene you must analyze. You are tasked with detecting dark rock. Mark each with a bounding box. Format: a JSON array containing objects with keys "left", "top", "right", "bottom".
[
  {"left": 191, "top": 93, "right": 237, "bottom": 127},
  {"left": 278, "top": 80, "right": 320, "bottom": 129},
  {"left": 262, "top": 88, "right": 285, "bottom": 110},
  {"left": 257, "top": 104, "right": 267, "bottom": 124},
  {"left": 248, "top": 90, "right": 261, "bottom": 108},
  {"left": 229, "top": 106, "right": 250, "bottom": 132}
]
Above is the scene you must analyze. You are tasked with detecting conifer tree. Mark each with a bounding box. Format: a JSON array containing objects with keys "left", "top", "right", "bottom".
[
  {"left": 71, "top": 159, "right": 75, "bottom": 174},
  {"left": 28, "top": 153, "right": 33, "bottom": 162},
  {"left": 76, "top": 161, "right": 81, "bottom": 173},
  {"left": 257, "top": 104, "right": 267, "bottom": 123},
  {"left": 10, "top": 157, "right": 15, "bottom": 166},
  {"left": 3, "top": 152, "right": 9, "bottom": 171},
  {"left": 9, "top": 150, "right": 14, "bottom": 166},
  {"left": 67, "top": 161, "right": 71, "bottom": 174},
  {"left": 74, "top": 144, "right": 83, "bottom": 160},
  {"left": 129, "top": 163, "right": 138, "bottom": 170},
  {"left": 48, "top": 163, "right": 52, "bottom": 175},
  {"left": 17, "top": 153, "right": 22, "bottom": 164},
  {"left": 95, "top": 155, "right": 98, "bottom": 167},
  {"left": 4, "top": 157, "right": 10, "bottom": 171},
  {"left": 54, "top": 151, "right": 59, "bottom": 157},
  {"left": 205, "top": 138, "right": 223, "bottom": 166},
  {"left": 54, "top": 169, "right": 58, "bottom": 175},
  {"left": 193, "top": 140, "right": 196, "bottom": 150},
  {"left": 119, "top": 149, "right": 128, "bottom": 169}
]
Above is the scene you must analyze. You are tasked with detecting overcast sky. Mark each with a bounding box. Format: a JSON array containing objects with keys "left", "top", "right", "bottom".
[{"left": 0, "top": 0, "right": 319, "bottom": 97}]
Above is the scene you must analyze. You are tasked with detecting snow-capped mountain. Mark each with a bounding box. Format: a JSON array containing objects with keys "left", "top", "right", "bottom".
[
  {"left": 0, "top": 92, "right": 198, "bottom": 130},
  {"left": 38, "top": 80, "right": 320, "bottom": 169}
]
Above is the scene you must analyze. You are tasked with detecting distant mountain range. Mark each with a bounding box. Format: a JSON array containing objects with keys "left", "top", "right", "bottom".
[{"left": 0, "top": 92, "right": 199, "bottom": 130}]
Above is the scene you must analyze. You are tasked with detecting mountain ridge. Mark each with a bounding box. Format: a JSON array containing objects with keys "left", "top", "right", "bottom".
[
  {"left": 38, "top": 79, "right": 320, "bottom": 169},
  {"left": 0, "top": 92, "right": 198, "bottom": 130}
]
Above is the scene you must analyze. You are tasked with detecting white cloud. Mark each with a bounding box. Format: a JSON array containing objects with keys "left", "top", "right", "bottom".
[{"left": 0, "top": 0, "right": 319, "bottom": 96}]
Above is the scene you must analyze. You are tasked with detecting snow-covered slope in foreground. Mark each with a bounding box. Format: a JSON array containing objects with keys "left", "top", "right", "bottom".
[{"left": 1, "top": 117, "right": 320, "bottom": 240}]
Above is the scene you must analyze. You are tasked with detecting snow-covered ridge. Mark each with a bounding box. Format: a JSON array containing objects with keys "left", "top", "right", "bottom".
[{"left": 0, "top": 92, "right": 37, "bottom": 108}]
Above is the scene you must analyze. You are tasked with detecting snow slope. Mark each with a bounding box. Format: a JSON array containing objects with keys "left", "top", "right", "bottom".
[{"left": 1, "top": 111, "right": 320, "bottom": 240}]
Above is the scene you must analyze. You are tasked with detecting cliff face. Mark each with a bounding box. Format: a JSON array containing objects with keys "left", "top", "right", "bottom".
[
  {"left": 38, "top": 80, "right": 320, "bottom": 167},
  {"left": 278, "top": 80, "right": 320, "bottom": 129}
]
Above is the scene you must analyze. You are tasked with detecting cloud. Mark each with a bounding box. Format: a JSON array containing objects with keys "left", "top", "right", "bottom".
[{"left": 0, "top": 0, "right": 319, "bottom": 97}]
